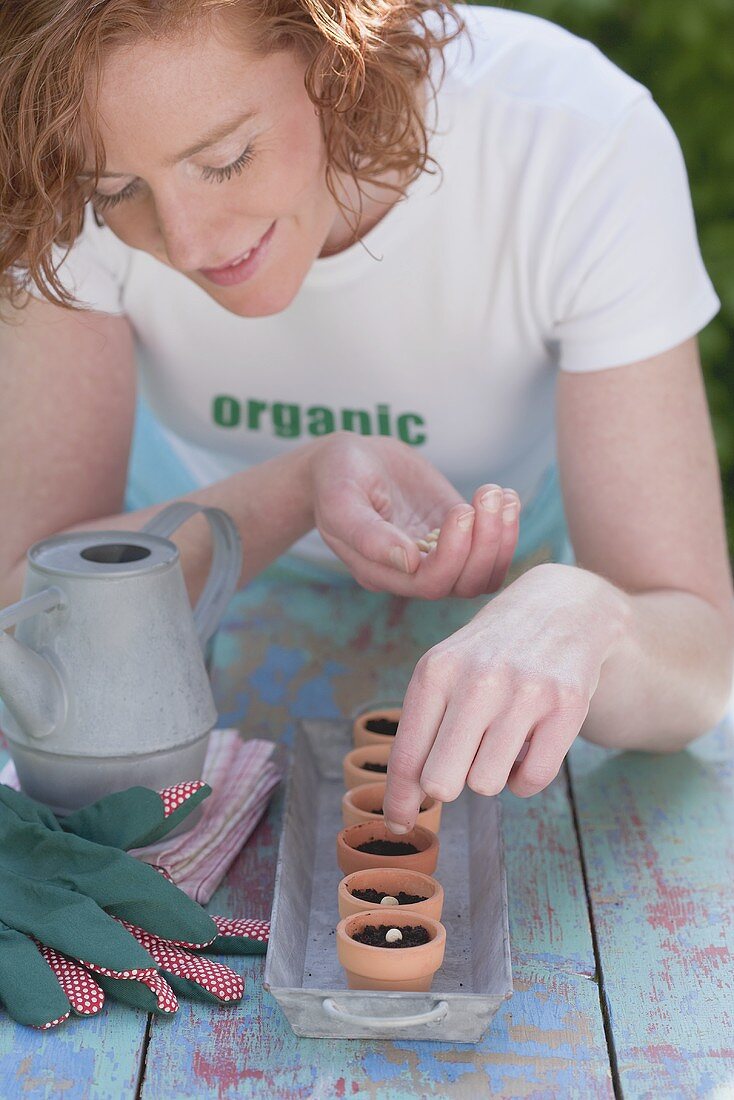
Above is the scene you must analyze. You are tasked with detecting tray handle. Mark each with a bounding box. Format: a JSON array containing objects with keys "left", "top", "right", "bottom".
[{"left": 322, "top": 997, "right": 448, "bottom": 1029}]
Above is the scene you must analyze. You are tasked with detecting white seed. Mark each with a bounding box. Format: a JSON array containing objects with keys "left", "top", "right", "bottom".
[
  {"left": 416, "top": 528, "right": 440, "bottom": 553},
  {"left": 380, "top": 895, "right": 399, "bottom": 906},
  {"left": 385, "top": 928, "right": 403, "bottom": 943}
]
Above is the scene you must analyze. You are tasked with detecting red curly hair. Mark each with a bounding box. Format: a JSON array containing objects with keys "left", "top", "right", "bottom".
[{"left": 0, "top": 0, "right": 464, "bottom": 308}]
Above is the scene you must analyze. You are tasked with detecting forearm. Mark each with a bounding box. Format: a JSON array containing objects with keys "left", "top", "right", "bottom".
[
  {"left": 585, "top": 580, "right": 734, "bottom": 752},
  {"left": 2, "top": 442, "right": 318, "bottom": 606}
]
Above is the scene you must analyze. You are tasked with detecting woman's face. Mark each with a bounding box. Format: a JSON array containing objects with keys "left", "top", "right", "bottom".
[{"left": 87, "top": 22, "right": 344, "bottom": 316}]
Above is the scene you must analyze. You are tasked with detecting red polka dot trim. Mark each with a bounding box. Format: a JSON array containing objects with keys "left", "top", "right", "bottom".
[
  {"left": 157, "top": 781, "right": 206, "bottom": 818},
  {"left": 39, "top": 944, "right": 105, "bottom": 1016},
  {"left": 114, "top": 915, "right": 214, "bottom": 952},
  {"left": 123, "top": 924, "right": 244, "bottom": 1004},
  {"left": 135, "top": 970, "right": 179, "bottom": 1014},
  {"left": 81, "top": 959, "right": 179, "bottom": 1014},
  {"left": 81, "top": 961, "right": 153, "bottom": 980},
  {"left": 34, "top": 1011, "right": 71, "bottom": 1031},
  {"left": 212, "top": 916, "right": 270, "bottom": 944}
]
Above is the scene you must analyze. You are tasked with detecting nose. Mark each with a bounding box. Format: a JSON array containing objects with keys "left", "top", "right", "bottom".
[{"left": 152, "top": 189, "right": 219, "bottom": 273}]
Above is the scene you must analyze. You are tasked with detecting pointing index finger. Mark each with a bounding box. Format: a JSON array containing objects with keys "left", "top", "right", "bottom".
[{"left": 382, "top": 677, "right": 446, "bottom": 834}]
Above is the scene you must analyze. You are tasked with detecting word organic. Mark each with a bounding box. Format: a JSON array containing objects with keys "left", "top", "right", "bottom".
[{"left": 212, "top": 396, "right": 428, "bottom": 445}]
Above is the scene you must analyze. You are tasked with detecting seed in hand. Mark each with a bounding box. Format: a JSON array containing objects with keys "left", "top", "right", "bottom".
[
  {"left": 385, "top": 928, "right": 403, "bottom": 943},
  {"left": 415, "top": 528, "right": 441, "bottom": 554},
  {"left": 380, "top": 895, "right": 399, "bottom": 906}
]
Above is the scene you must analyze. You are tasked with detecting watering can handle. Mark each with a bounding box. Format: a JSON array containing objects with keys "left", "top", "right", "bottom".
[{"left": 141, "top": 502, "right": 243, "bottom": 649}]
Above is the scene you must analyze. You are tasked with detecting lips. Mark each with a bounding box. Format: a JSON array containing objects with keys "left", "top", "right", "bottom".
[
  {"left": 198, "top": 222, "right": 276, "bottom": 288},
  {"left": 205, "top": 244, "right": 257, "bottom": 272}
]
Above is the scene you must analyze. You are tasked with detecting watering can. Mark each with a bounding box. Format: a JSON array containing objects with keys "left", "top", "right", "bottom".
[{"left": 0, "top": 502, "right": 241, "bottom": 814}]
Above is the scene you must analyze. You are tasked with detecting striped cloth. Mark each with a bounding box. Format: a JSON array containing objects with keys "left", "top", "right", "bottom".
[{"left": 0, "top": 729, "right": 283, "bottom": 904}]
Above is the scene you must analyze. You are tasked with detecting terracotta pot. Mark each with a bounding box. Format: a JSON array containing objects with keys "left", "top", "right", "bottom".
[
  {"left": 336, "top": 909, "right": 446, "bottom": 991},
  {"left": 338, "top": 867, "right": 444, "bottom": 920},
  {"left": 353, "top": 707, "right": 402, "bottom": 748},
  {"left": 343, "top": 744, "right": 392, "bottom": 790},
  {"left": 336, "top": 821, "right": 439, "bottom": 876},
  {"left": 341, "top": 782, "right": 443, "bottom": 834}
]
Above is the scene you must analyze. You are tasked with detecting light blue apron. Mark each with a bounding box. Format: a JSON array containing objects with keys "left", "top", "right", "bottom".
[{"left": 125, "top": 397, "right": 574, "bottom": 583}]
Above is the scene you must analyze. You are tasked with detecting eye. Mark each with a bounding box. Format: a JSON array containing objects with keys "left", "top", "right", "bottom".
[
  {"left": 201, "top": 145, "right": 255, "bottom": 183},
  {"left": 89, "top": 144, "right": 255, "bottom": 212},
  {"left": 92, "top": 179, "right": 142, "bottom": 212}
]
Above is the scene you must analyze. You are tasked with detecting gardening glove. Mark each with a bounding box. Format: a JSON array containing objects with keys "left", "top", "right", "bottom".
[{"left": 0, "top": 782, "right": 268, "bottom": 1030}]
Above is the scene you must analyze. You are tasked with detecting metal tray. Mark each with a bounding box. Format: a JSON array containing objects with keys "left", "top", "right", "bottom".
[{"left": 263, "top": 718, "right": 513, "bottom": 1042}]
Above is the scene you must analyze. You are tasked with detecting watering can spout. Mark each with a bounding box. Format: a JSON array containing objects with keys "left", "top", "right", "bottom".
[{"left": 0, "top": 588, "right": 67, "bottom": 741}]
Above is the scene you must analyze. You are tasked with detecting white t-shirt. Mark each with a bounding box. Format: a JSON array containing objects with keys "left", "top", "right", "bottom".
[{"left": 42, "top": 5, "right": 719, "bottom": 566}]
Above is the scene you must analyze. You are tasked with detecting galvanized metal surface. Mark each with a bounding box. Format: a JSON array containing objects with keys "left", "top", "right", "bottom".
[
  {"left": 263, "top": 718, "right": 512, "bottom": 1041},
  {"left": 0, "top": 503, "right": 240, "bottom": 812}
]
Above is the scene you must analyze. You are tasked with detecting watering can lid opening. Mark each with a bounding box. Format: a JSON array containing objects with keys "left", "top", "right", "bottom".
[{"left": 27, "top": 530, "right": 178, "bottom": 578}]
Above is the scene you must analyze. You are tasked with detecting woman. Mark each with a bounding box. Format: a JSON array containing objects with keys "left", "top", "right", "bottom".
[{"left": 1, "top": 0, "right": 732, "bottom": 833}]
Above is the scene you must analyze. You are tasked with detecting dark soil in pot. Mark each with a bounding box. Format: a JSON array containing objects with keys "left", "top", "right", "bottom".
[
  {"left": 365, "top": 718, "right": 399, "bottom": 736},
  {"left": 356, "top": 839, "right": 419, "bottom": 856},
  {"left": 351, "top": 888, "right": 429, "bottom": 905},
  {"left": 351, "top": 924, "right": 430, "bottom": 948}
]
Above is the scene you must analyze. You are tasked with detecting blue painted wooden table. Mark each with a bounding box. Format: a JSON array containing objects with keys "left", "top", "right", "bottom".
[{"left": 2, "top": 561, "right": 733, "bottom": 1099}]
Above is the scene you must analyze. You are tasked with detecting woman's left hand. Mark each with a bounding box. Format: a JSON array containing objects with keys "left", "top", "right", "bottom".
[{"left": 382, "top": 562, "right": 631, "bottom": 831}]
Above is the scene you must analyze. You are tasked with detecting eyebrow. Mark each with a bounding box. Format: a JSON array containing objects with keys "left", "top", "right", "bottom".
[
  {"left": 82, "top": 110, "right": 257, "bottom": 179},
  {"left": 166, "top": 109, "right": 256, "bottom": 164}
]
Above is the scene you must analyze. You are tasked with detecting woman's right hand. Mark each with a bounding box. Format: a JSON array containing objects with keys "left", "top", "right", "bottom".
[{"left": 308, "top": 432, "right": 521, "bottom": 598}]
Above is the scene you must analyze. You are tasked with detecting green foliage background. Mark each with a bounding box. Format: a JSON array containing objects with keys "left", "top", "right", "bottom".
[{"left": 479, "top": 0, "right": 734, "bottom": 548}]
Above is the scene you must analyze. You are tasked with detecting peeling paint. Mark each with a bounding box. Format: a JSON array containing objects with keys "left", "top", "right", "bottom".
[{"left": 6, "top": 569, "right": 731, "bottom": 1098}]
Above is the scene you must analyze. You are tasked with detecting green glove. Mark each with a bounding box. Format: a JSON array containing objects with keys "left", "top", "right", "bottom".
[
  {"left": 0, "top": 781, "right": 268, "bottom": 1029},
  {"left": 0, "top": 778, "right": 208, "bottom": 849}
]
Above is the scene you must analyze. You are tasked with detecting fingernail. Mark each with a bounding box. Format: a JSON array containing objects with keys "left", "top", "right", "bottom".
[
  {"left": 480, "top": 488, "right": 503, "bottom": 513},
  {"left": 389, "top": 546, "right": 409, "bottom": 573},
  {"left": 384, "top": 819, "right": 410, "bottom": 834},
  {"left": 502, "top": 503, "right": 519, "bottom": 524},
  {"left": 457, "top": 511, "right": 475, "bottom": 531}
]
